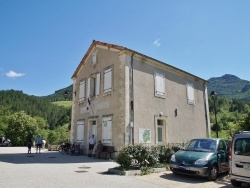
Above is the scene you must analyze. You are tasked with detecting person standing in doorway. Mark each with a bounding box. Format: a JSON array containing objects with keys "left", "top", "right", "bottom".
[
  {"left": 88, "top": 134, "right": 96, "bottom": 157},
  {"left": 36, "top": 134, "right": 42, "bottom": 153}
]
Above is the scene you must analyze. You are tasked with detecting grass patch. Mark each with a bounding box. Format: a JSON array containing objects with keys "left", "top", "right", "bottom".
[{"left": 52, "top": 101, "right": 72, "bottom": 108}]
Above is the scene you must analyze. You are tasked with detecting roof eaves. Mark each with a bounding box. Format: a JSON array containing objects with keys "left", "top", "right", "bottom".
[{"left": 124, "top": 47, "right": 208, "bottom": 84}]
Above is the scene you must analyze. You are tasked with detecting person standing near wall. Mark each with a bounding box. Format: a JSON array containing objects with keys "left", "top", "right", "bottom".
[
  {"left": 36, "top": 134, "right": 42, "bottom": 153},
  {"left": 88, "top": 134, "right": 96, "bottom": 157}
]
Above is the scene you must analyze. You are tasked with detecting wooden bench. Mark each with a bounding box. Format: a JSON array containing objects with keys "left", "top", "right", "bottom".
[{"left": 100, "top": 146, "right": 117, "bottom": 159}]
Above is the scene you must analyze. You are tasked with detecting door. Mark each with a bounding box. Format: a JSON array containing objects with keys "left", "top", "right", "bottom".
[
  {"left": 232, "top": 138, "right": 250, "bottom": 177},
  {"left": 90, "top": 120, "right": 97, "bottom": 138},
  {"left": 91, "top": 120, "right": 97, "bottom": 138},
  {"left": 217, "top": 140, "right": 228, "bottom": 172}
]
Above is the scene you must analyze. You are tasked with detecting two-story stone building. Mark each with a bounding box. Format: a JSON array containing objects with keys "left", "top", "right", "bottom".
[{"left": 71, "top": 40, "right": 210, "bottom": 154}]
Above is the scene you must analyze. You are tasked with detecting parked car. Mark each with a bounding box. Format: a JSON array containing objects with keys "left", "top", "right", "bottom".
[
  {"left": 169, "top": 138, "right": 231, "bottom": 181},
  {"left": 0, "top": 137, "right": 12, "bottom": 147},
  {"left": 229, "top": 131, "right": 250, "bottom": 187}
]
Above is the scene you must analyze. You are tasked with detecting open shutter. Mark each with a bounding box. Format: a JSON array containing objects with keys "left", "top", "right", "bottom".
[
  {"left": 79, "top": 81, "right": 85, "bottom": 100},
  {"left": 155, "top": 73, "right": 165, "bottom": 96},
  {"left": 96, "top": 73, "right": 100, "bottom": 96},
  {"left": 87, "top": 78, "right": 91, "bottom": 98},
  {"left": 187, "top": 82, "right": 195, "bottom": 104},
  {"left": 104, "top": 68, "right": 112, "bottom": 93}
]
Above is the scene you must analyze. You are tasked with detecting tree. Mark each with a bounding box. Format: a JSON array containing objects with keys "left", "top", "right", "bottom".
[
  {"left": 0, "top": 105, "right": 11, "bottom": 137},
  {"left": 6, "top": 111, "right": 38, "bottom": 146},
  {"left": 47, "top": 124, "right": 70, "bottom": 145},
  {"left": 238, "top": 112, "right": 250, "bottom": 131}
]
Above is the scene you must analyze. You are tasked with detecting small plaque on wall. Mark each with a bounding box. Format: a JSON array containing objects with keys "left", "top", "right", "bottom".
[{"left": 139, "top": 128, "right": 151, "bottom": 143}]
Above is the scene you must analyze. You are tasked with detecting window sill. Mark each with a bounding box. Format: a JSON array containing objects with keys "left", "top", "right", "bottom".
[
  {"left": 78, "top": 99, "right": 85, "bottom": 104},
  {"left": 103, "top": 91, "right": 112, "bottom": 96}
]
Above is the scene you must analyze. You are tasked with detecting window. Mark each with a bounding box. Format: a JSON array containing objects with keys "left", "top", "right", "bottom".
[
  {"left": 87, "top": 73, "right": 100, "bottom": 98},
  {"left": 187, "top": 82, "right": 195, "bottom": 104},
  {"left": 157, "top": 119, "right": 164, "bottom": 143},
  {"left": 234, "top": 138, "right": 250, "bottom": 156},
  {"left": 102, "top": 116, "right": 112, "bottom": 144},
  {"left": 92, "top": 51, "right": 97, "bottom": 67},
  {"left": 90, "top": 120, "right": 97, "bottom": 137},
  {"left": 158, "top": 126, "right": 163, "bottom": 142},
  {"left": 218, "top": 140, "right": 226, "bottom": 151},
  {"left": 155, "top": 72, "right": 165, "bottom": 97},
  {"left": 104, "top": 67, "right": 112, "bottom": 93},
  {"left": 79, "top": 81, "right": 85, "bottom": 101},
  {"left": 77, "top": 121, "right": 84, "bottom": 143}
]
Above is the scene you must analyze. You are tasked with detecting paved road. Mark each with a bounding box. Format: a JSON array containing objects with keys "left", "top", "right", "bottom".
[{"left": 0, "top": 147, "right": 249, "bottom": 188}]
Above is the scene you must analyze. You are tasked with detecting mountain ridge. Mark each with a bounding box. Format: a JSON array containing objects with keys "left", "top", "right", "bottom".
[{"left": 208, "top": 74, "right": 250, "bottom": 101}]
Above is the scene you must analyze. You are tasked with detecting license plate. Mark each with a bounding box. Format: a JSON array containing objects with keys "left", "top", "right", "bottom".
[{"left": 179, "top": 166, "right": 190, "bottom": 170}]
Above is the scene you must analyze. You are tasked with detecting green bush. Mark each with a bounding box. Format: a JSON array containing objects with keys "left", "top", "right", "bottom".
[
  {"left": 116, "top": 144, "right": 180, "bottom": 170},
  {"left": 154, "top": 144, "right": 181, "bottom": 164},
  {"left": 116, "top": 150, "right": 132, "bottom": 169}
]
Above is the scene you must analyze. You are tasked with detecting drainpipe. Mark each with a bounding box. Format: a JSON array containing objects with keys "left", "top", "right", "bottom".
[
  {"left": 131, "top": 52, "right": 135, "bottom": 145},
  {"left": 203, "top": 81, "right": 210, "bottom": 138}
]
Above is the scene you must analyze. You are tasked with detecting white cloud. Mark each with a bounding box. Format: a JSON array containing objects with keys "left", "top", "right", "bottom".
[
  {"left": 6, "top": 70, "right": 25, "bottom": 78},
  {"left": 153, "top": 39, "right": 161, "bottom": 47}
]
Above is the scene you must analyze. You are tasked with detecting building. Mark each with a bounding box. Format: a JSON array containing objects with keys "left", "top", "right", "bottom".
[{"left": 71, "top": 40, "right": 210, "bottom": 154}]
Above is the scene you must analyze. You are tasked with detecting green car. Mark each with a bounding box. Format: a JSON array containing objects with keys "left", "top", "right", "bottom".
[{"left": 169, "top": 138, "right": 231, "bottom": 181}]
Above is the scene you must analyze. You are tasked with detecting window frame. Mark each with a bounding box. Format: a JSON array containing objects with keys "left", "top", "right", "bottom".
[{"left": 87, "top": 72, "right": 101, "bottom": 98}]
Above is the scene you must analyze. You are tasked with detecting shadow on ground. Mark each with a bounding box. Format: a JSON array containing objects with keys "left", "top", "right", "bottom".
[
  {"left": 160, "top": 172, "right": 232, "bottom": 186},
  {"left": 0, "top": 149, "right": 112, "bottom": 164}
]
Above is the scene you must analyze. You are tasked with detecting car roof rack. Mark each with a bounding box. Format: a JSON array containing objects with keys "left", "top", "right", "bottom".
[{"left": 237, "top": 131, "right": 250, "bottom": 134}]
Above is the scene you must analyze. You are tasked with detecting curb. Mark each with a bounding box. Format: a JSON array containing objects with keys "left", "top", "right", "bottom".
[{"left": 108, "top": 167, "right": 167, "bottom": 176}]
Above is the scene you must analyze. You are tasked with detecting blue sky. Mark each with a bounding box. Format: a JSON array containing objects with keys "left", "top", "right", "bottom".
[{"left": 1, "top": 1, "right": 250, "bottom": 96}]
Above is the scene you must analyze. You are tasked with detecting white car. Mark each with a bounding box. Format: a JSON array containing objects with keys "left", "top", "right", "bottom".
[{"left": 229, "top": 131, "right": 250, "bottom": 187}]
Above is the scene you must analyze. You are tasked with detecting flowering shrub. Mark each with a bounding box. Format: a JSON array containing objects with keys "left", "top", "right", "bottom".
[{"left": 116, "top": 144, "right": 181, "bottom": 169}]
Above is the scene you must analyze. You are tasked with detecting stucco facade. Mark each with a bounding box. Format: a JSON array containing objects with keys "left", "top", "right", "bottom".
[{"left": 71, "top": 40, "right": 210, "bottom": 154}]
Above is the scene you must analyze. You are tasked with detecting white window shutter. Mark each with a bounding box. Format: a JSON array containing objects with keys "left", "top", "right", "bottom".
[
  {"left": 77, "top": 121, "right": 84, "bottom": 142},
  {"left": 187, "top": 83, "right": 195, "bottom": 104},
  {"left": 104, "top": 68, "right": 112, "bottom": 93},
  {"left": 155, "top": 73, "right": 165, "bottom": 95},
  {"left": 102, "top": 116, "right": 112, "bottom": 144},
  {"left": 79, "top": 81, "right": 85, "bottom": 100},
  {"left": 87, "top": 78, "right": 91, "bottom": 98},
  {"left": 92, "top": 52, "right": 97, "bottom": 66},
  {"left": 96, "top": 73, "right": 100, "bottom": 96}
]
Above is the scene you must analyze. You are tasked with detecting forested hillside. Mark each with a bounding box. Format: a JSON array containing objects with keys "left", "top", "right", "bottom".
[
  {"left": 41, "top": 85, "right": 73, "bottom": 102},
  {"left": 208, "top": 74, "right": 250, "bottom": 101},
  {"left": 209, "top": 96, "right": 250, "bottom": 138},
  {"left": 0, "top": 90, "right": 70, "bottom": 130}
]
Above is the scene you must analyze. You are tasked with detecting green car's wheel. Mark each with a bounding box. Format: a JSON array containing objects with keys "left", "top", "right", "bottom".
[{"left": 207, "top": 165, "right": 218, "bottom": 181}]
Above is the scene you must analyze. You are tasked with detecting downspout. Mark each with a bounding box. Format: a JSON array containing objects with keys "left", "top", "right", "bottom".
[
  {"left": 131, "top": 52, "right": 135, "bottom": 145},
  {"left": 203, "top": 81, "right": 210, "bottom": 138}
]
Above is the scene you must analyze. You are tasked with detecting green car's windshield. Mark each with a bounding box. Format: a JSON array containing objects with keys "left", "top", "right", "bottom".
[{"left": 183, "top": 139, "right": 217, "bottom": 152}]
